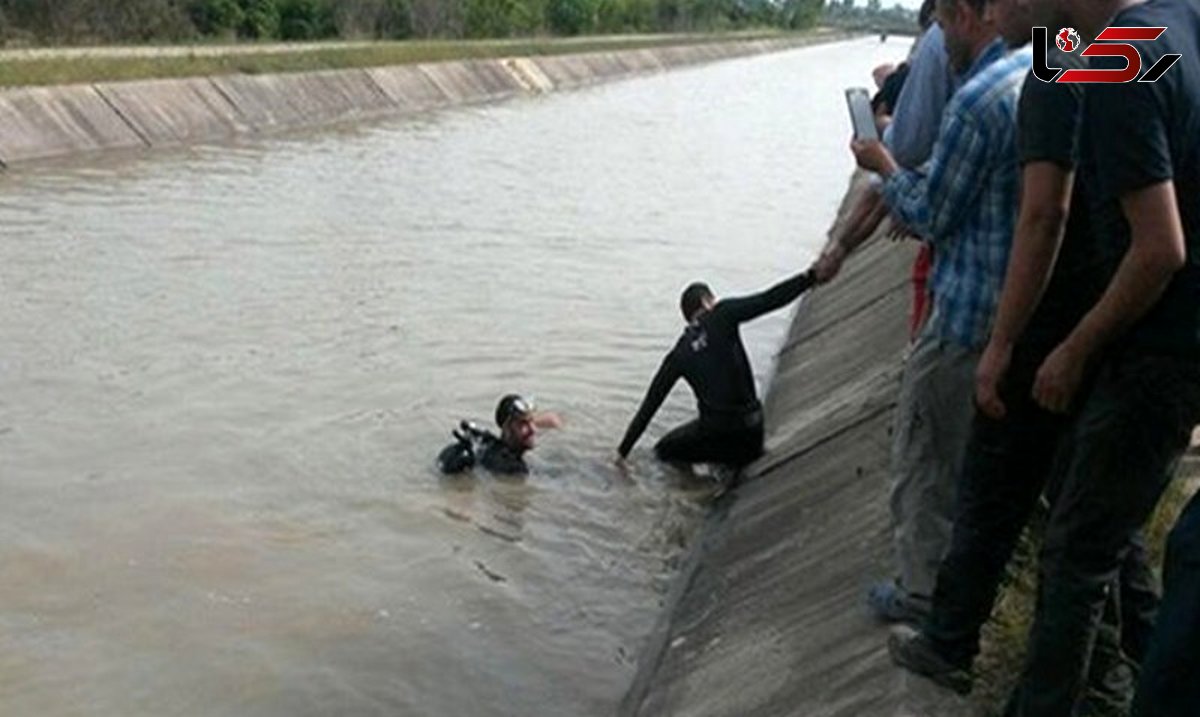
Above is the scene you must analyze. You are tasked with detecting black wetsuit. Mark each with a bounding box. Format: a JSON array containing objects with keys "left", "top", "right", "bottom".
[
  {"left": 618, "top": 270, "right": 815, "bottom": 467},
  {"left": 478, "top": 435, "right": 528, "bottom": 476},
  {"left": 438, "top": 429, "right": 528, "bottom": 476}
]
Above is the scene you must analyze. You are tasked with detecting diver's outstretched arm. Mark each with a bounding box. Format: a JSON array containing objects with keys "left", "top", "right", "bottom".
[
  {"left": 533, "top": 412, "right": 564, "bottom": 430},
  {"left": 717, "top": 269, "right": 816, "bottom": 324},
  {"left": 618, "top": 355, "right": 680, "bottom": 459}
]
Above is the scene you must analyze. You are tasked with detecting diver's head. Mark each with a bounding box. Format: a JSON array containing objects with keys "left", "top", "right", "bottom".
[
  {"left": 496, "top": 394, "right": 537, "bottom": 452},
  {"left": 680, "top": 282, "right": 715, "bottom": 323}
]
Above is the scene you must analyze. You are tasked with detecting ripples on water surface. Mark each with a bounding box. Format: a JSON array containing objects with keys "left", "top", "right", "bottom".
[{"left": 0, "top": 39, "right": 903, "bottom": 716}]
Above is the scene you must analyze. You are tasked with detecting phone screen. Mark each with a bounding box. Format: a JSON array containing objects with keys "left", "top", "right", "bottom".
[{"left": 845, "top": 88, "right": 879, "bottom": 142}]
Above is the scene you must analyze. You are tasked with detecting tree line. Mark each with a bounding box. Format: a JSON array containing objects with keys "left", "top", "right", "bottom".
[
  {"left": 822, "top": 0, "right": 918, "bottom": 35},
  {"left": 0, "top": 0, "right": 827, "bottom": 45}
]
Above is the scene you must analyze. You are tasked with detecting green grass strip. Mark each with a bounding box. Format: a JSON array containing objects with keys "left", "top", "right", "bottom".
[{"left": 0, "top": 30, "right": 821, "bottom": 88}]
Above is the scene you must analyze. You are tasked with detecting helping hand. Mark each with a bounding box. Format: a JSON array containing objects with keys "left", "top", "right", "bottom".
[{"left": 810, "top": 243, "right": 847, "bottom": 285}]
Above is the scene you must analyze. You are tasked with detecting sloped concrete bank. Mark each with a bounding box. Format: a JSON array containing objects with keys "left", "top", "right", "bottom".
[
  {"left": 0, "top": 32, "right": 849, "bottom": 166},
  {"left": 621, "top": 172, "right": 971, "bottom": 717}
]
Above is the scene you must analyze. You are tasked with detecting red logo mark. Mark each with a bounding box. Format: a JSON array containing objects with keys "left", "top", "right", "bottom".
[
  {"left": 1032, "top": 26, "right": 1182, "bottom": 84},
  {"left": 1056, "top": 28, "right": 1080, "bottom": 53}
]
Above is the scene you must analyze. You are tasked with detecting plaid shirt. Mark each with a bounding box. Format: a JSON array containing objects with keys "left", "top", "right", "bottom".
[{"left": 882, "top": 40, "right": 1032, "bottom": 349}]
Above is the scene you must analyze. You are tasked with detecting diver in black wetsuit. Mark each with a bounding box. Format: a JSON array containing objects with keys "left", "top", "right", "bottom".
[
  {"left": 617, "top": 270, "right": 816, "bottom": 468},
  {"left": 438, "top": 394, "right": 563, "bottom": 476}
]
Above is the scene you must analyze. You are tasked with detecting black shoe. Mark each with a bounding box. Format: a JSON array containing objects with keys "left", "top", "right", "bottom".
[{"left": 888, "top": 626, "right": 973, "bottom": 695}]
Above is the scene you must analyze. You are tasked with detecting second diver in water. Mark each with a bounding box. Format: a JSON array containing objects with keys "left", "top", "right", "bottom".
[{"left": 438, "top": 394, "right": 563, "bottom": 476}]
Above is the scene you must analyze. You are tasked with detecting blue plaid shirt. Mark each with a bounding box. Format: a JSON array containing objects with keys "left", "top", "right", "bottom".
[{"left": 882, "top": 40, "right": 1032, "bottom": 349}]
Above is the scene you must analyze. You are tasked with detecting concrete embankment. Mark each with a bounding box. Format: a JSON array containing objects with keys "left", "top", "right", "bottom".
[
  {"left": 621, "top": 172, "right": 971, "bottom": 717},
  {"left": 0, "top": 32, "right": 847, "bottom": 166}
]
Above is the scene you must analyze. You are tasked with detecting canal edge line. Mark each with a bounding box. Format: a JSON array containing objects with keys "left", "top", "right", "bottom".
[{"left": 0, "top": 32, "right": 856, "bottom": 167}]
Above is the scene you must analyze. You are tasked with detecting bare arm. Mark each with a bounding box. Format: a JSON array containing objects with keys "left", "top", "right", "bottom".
[
  {"left": 811, "top": 182, "right": 890, "bottom": 283},
  {"left": 533, "top": 413, "right": 564, "bottom": 430},
  {"left": 836, "top": 183, "right": 890, "bottom": 252},
  {"left": 990, "top": 163, "right": 1075, "bottom": 346}
]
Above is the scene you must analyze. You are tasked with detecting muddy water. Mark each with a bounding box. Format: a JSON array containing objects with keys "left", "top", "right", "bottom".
[{"left": 0, "top": 38, "right": 904, "bottom": 717}]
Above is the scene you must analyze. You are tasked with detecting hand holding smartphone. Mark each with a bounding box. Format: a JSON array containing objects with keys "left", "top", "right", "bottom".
[{"left": 845, "top": 87, "right": 879, "bottom": 142}]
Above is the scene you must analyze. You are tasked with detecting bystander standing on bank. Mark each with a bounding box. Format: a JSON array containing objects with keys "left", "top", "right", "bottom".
[
  {"left": 847, "top": 0, "right": 1030, "bottom": 624},
  {"left": 996, "top": 0, "right": 1200, "bottom": 714},
  {"left": 887, "top": 1, "right": 1157, "bottom": 711}
]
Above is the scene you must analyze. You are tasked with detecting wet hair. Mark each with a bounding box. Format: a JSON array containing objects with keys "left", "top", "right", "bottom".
[{"left": 680, "top": 282, "right": 714, "bottom": 321}]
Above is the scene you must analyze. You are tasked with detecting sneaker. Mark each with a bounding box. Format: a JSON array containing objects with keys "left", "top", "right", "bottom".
[
  {"left": 867, "top": 580, "right": 932, "bottom": 624},
  {"left": 888, "top": 625, "right": 973, "bottom": 695}
]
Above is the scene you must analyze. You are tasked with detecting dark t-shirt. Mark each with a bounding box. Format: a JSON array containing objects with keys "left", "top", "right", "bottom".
[
  {"left": 1086, "top": 0, "right": 1200, "bottom": 355},
  {"left": 1016, "top": 48, "right": 1112, "bottom": 351}
]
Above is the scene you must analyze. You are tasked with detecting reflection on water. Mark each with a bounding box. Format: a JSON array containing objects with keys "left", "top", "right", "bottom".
[
  {"left": 440, "top": 473, "right": 535, "bottom": 546},
  {"left": 0, "top": 38, "right": 904, "bottom": 716}
]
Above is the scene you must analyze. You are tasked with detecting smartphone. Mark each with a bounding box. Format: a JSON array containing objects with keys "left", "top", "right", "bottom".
[{"left": 845, "top": 87, "right": 879, "bottom": 142}]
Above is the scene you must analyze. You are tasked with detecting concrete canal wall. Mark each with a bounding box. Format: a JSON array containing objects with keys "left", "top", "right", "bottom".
[
  {"left": 621, "top": 172, "right": 972, "bottom": 717},
  {"left": 0, "top": 32, "right": 848, "bottom": 167}
]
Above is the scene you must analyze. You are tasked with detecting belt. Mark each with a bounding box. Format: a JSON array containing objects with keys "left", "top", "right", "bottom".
[{"left": 701, "top": 404, "right": 763, "bottom": 430}]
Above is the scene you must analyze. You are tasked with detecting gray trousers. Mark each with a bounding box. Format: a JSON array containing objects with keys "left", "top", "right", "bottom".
[{"left": 889, "top": 329, "right": 980, "bottom": 598}]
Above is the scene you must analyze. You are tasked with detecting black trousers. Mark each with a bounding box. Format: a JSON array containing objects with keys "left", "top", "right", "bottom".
[
  {"left": 924, "top": 346, "right": 1157, "bottom": 698},
  {"left": 1132, "top": 489, "right": 1200, "bottom": 717},
  {"left": 1007, "top": 353, "right": 1200, "bottom": 717},
  {"left": 654, "top": 415, "right": 764, "bottom": 468}
]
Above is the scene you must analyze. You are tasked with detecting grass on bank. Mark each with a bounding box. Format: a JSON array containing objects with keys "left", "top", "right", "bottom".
[
  {"left": 0, "top": 29, "right": 818, "bottom": 88},
  {"left": 971, "top": 468, "right": 1199, "bottom": 716}
]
